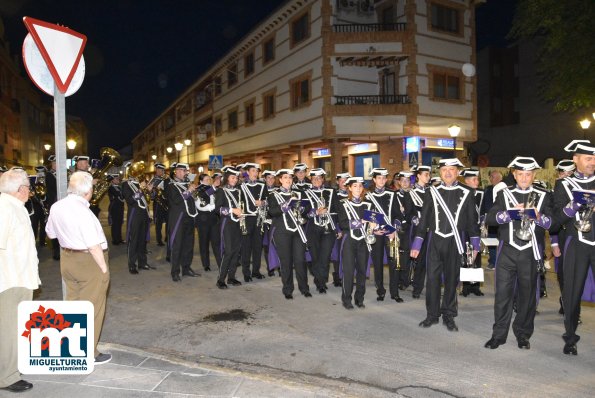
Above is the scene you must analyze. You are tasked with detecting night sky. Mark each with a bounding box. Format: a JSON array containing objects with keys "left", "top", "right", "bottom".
[{"left": 1, "top": 0, "right": 515, "bottom": 157}]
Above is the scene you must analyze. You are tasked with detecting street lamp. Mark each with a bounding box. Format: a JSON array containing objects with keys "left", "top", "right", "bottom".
[
  {"left": 580, "top": 119, "right": 591, "bottom": 139},
  {"left": 151, "top": 154, "right": 157, "bottom": 160},
  {"left": 183, "top": 139, "right": 192, "bottom": 163},
  {"left": 184, "top": 139, "right": 191, "bottom": 146},
  {"left": 166, "top": 147, "right": 173, "bottom": 154},
  {"left": 174, "top": 142, "right": 183, "bottom": 162},
  {"left": 44, "top": 143, "right": 52, "bottom": 151},
  {"left": 448, "top": 124, "right": 461, "bottom": 157},
  {"left": 66, "top": 139, "right": 77, "bottom": 166}
]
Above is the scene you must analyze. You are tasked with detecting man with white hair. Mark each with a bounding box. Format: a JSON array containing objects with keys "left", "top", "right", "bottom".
[
  {"left": 0, "top": 168, "right": 40, "bottom": 392},
  {"left": 45, "top": 171, "right": 111, "bottom": 365}
]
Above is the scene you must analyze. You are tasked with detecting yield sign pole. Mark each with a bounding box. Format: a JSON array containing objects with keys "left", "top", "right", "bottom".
[{"left": 53, "top": 86, "right": 67, "bottom": 199}]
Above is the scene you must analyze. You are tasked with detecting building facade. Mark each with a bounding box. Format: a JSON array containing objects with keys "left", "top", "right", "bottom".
[{"left": 134, "top": 0, "right": 481, "bottom": 178}]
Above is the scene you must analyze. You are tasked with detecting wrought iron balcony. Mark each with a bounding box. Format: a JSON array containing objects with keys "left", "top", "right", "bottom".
[
  {"left": 333, "top": 23, "right": 407, "bottom": 33},
  {"left": 334, "top": 95, "right": 411, "bottom": 105}
]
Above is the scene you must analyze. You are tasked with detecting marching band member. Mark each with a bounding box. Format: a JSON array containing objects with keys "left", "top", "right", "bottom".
[
  {"left": 195, "top": 174, "right": 219, "bottom": 272},
  {"left": 240, "top": 163, "right": 268, "bottom": 282},
  {"left": 122, "top": 162, "right": 153, "bottom": 274},
  {"left": 214, "top": 166, "right": 244, "bottom": 289},
  {"left": 45, "top": 155, "right": 61, "bottom": 260},
  {"left": 411, "top": 159, "right": 480, "bottom": 332},
  {"left": 304, "top": 168, "right": 336, "bottom": 294},
  {"left": 367, "top": 167, "right": 404, "bottom": 303},
  {"left": 152, "top": 163, "right": 169, "bottom": 247},
  {"left": 395, "top": 171, "right": 416, "bottom": 291},
  {"left": 460, "top": 168, "right": 485, "bottom": 297},
  {"left": 338, "top": 177, "right": 372, "bottom": 309},
  {"left": 485, "top": 157, "right": 554, "bottom": 350},
  {"left": 292, "top": 163, "right": 312, "bottom": 191},
  {"left": 166, "top": 163, "right": 198, "bottom": 281},
  {"left": 73, "top": 155, "right": 100, "bottom": 217},
  {"left": 330, "top": 172, "right": 351, "bottom": 287},
  {"left": 410, "top": 165, "right": 431, "bottom": 299},
  {"left": 107, "top": 173, "right": 125, "bottom": 245},
  {"left": 261, "top": 170, "right": 278, "bottom": 277},
  {"left": 553, "top": 140, "right": 595, "bottom": 355},
  {"left": 268, "top": 169, "right": 311, "bottom": 299}
]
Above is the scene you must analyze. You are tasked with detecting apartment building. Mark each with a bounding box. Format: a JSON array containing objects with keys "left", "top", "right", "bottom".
[{"left": 134, "top": 0, "right": 481, "bottom": 178}]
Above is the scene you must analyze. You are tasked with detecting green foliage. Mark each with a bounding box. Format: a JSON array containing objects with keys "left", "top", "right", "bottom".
[{"left": 509, "top": 0, "right": 595, "bottom": 112}]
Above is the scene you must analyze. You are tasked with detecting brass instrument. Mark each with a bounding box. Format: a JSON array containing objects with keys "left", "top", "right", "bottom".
[
  {"left": 388, "top": 232, "right": 401, "bottom": 270},
  {"left": 125, "top": 160, "right": 151, "bottom": 205},
  {"left": 365, "top": 221, "right": 377, "bottom": 245},
  {"left": 239, "top": 200, "right": 248, "bottom": 235},
  {"left": 90, "top": 147, "right": 122, "bottom": 206},
  {"left": 256, "top": 201, "right": 268, "bottom": 232},
  {"left": 34, "top": 174, "right": 46, "bottom": 199},
  {"left": 515, "top": 191, "right": 538, "bottom": 241},
  {"left": 319, "top": 196, "right": 331, "bottom": 234},
  {"left": 151, "top": 176, "right": 169, "bottom": 211},
  {"left": 462, "top": 241, "right": 475, "bottom": 267},
  {"left": 192, "top": 188, "right": 207, "bottom": 206},
  {"left": 479, "top": 219, "right": 489, "bottom": 255},
  {"left": 291, "top": 191, "right": 306, "bottom": 225},
  {"left": 575, "top": 202, "right": 594, "bottom": 233}
]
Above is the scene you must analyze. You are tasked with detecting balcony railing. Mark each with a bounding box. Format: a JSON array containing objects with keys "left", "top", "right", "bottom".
[
  {"left": 334, "top": 95, "right": 411, "bottom": 105},
  {"left": 333, "top": 23, "right": 407, "bottom": 33}
]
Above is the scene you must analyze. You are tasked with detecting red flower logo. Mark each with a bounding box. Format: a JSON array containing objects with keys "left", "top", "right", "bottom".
[{"left": 22, "top": 305, "right": 72, "bottom": 350}]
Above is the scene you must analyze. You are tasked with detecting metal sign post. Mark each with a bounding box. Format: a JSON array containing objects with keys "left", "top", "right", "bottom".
[{"left": 53, "top": 85, "right": 67, "bottom": 199}]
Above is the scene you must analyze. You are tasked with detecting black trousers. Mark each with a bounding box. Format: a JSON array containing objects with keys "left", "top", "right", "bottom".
[
  {"left": 273, "top": 230, "right": 308, "bottom": 295},
  {"left": 127, "top": 208, "right": 149, "bottom": 270},
  {"left": 396, "top": 230, "right": 411, "bottom": 288},
  {"left": 30, "top": 212, "right": 46, "bottom": 245},
  {"left": 169, "top": 215, "right": 195, "bottom": 276},
  {"left": 241, "top": 217, "right": 264, "bottom": 277},
  {"left": 492, "top": 245, "right": 537, "bottom": 341},
  {"left": 371, "top": 234, "right": 388, "bottom": 296},
  {"left": 342, "top": 238, "right": 368, "bottom": 305},
  {"left": 110, "top": 206, "right": 124, "bottom": 243},
  {"left": 562, "top": 236, "right": 595, "bottom": 345},
  {"left": 555, "top": 229, "right": 567, "bottom": 294},
  {"left": 196, "top": 213, "right": 220, "bottom": 270},
  {"left": 218, "top": 219, "right": 241, "bottom": 282},
  {"left": 155, "top": 207, "right": 168, "bottom": 244},
  {"left": 307, "top": 224, "right": 335, "bottom": 288},
  {"left": 412, "top": 232, "right": 429, "bottom": 295},
  {"left": 425, "top": 233, "right": 460, "bottom": 319}
]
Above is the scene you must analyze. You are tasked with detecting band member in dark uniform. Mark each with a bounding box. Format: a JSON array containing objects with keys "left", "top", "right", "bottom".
[
  {"left": 45, "top": 155, "right": 60, "bottom": 260},
  {"left": 268, "top": 169, "right": 311, "bottom": 299},
  {"left": 25, "top": 174, "right": 46, "bottom": 246},
  {"left": 394, "top": 171, "right": 415, "bottom": 292},
  {"left": 304, "top": 168, "right": 336, "bottom": 294},
  {"left": 107, "top": 173, "right": 125, "bottom": 245},
  {"left": 553, "top": 140, "right": 595, "bottom": 355},
  {"left": 73, "top": 155, "right": 100, "bottom": 217},
  {"left": 214, "top": 166, "right": 244, "bottom": 288},
  {"left": 460, "top": 168, "right": 485, "bottom": 297},
  {"left": 166, "top": 163, "right": 199, "bottom": 281},
  {"left": 240, "top": 163, "right": 268, "bottom": 281},
  {"left": 411, "top": 159, "right": 480, "bottom": 332},
  {"left": 152, "top": 163, "right": 169, "bottom": 247},
  {"left": 292, "top": 163, "right": 312, "bottom": 191},
  {"left": 262, "top": 170, "right": 278, "bottom": 277},
  {"left": 338, "top": 177, "right": 372, "bottom": 309},
  {"left": 32, "top": 166, "right": 48, "bottom": 247},
  {"left": 366, "top": 167, "right": 404, "bottom": 302},
  {"left": 194, "top": 173, "right": 219, "bottom": 271},
  {"left": 410, "top": 165, "right": 431, "bottom": 299},
  {"left": 485, "top": 157, "right": 554, "bottom": 350},
  {"left": 122, "top": 162, "right": 153, "bottom": 274},
  {"left": 330, "top": 172, "right": 350, "bottom": 287}
]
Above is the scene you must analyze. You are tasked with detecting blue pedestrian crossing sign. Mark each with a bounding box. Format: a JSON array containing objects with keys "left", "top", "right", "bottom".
[
  {"left": 408, "top": 152, "right": 418, "bottom": 166},
  {"left": 208, "top": 155, "right": 223, "bottom": 170}
]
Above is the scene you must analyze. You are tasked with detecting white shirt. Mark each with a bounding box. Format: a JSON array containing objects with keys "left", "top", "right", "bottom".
[
  {"left": 0, "top": 193, "right": 41, "bottom": 293},
  {"left": 46, "top": 194, "right": 108, "bottom": 250}
]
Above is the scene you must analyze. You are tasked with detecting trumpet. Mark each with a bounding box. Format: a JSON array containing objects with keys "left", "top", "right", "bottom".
[
  {"left": 575, "top": 202, "right": 594, "bottom": 233},
  {"left": 388, "top": 232, "right": 401, "bottom": 270},
  {"left": 462, "top": 241, "right": 475, "bottom": 268},
  {"left": 365, "top": 221, "right": 377, "bottom": 245},
  {"left": 239, "top": 200, "right": 248, "bottom": 235},
  {"left": 192, "top": 189, "right": 207, "bottom": 206},
  {"left": 256, "top": 201, "right": 268, "bottom": 232},
  {"left": 480, "top": 219, "right": 489, "bottom": 255},
  {"left": 515, "top": 191, "right": 538, "bottom": 241},
  {"left": 319, "top": 196, "right": 331, "bottom": 234},
  {"left": 291, "top": 191, "right": 306, "bottom": 225}
]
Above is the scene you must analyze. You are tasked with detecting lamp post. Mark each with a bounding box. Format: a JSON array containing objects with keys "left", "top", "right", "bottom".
[
  {"left": 580, "top": 119, "right": 591, "bottom": 139},
  {"left": 448, "top": 124, "right": 461, "bottom": 157},
  {"left": 66, "top": 139, "right": 77, "bottom": 167},
  {"left": 184, "top": 139, "right": 192, "bottom": 164},
  {"left": 174, "top": 142, "right": 183, "bottom": 162},
  {"left": 44, "top": 143, "right": 52, "bottom": 151}
]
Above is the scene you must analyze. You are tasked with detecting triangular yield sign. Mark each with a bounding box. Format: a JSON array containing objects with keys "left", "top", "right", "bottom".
[{"left": 23, "top": 17, "right": 87, "bottom": 94}]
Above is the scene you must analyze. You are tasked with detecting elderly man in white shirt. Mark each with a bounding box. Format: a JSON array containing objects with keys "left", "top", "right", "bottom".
[
  {"left": 45, "top": 171, "right": 111, "bottom": 365},
  {"left": 0, "top": 168, "right": 40, "bottom": 393}
]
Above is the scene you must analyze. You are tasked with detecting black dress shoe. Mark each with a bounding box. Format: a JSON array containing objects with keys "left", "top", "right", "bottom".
[
  {"left": 2, "top": 380, "right": 33, "bottom": 392},
  {"left": 558, "top": 297, "right": 564, "bottom": 315},
  {"left": 129, "top": 268, "right": 139, "bottom": 274},
  {"left": 182, "top": 270, "right": 199, "bottom": 277},
  {"left": 333, "top": 280, "right": 342, "bottom": 287},
  {"left": 419, "top": 317, "right": 439, "bottom": 328},
  {"left": 172, "top": 275, "right": 181, "bottom": 282},
  {"left": 442, "top": 316, "right": 459, "bottom": 332},
  {"left": 412, "top": 292, "right": 421, "bottom": 299},
  {"left": 166, "top": 256, "right": 171, "bottom": 262},
  {"left": 228, "top": 279, "right": 242, "bottom": 286},
  {"left": 484, "top": 337, "right": 505, "bottom": 349},
  {"left": 157, "top": 242, "right": 165, "bottom": 246},
  {"left": 303, "top": 291, "right": 312, "bottom": 297},
  {"left": 517, "top": 337, "right": 530, "bottom": 349},
  {"left": 244, "top": 275, "right": 253, "bottom": 282},
  {"left": 391, "top": 295, "right": 404, "bottom": 303},
  {"left": 112, "top": 241, "right": 120, "bottom": 245},
  {"left": 343, "top": 302, "right": 354, "bottom": 310},
  {"left": 268, "top": 270, "right": 275, "bottom": 277},
  {"left": 355, "top": 301, "right": 365, "bottom": 308},
  {"left": 377, "top": 294, "right": 385, "bottom": 301},
  {"left": 53, "top": 255, "right": 60, "bottom": 261},
  {"left": 472, "top": 288, "right": 484, "bottom": 296},
  {"left": 563, "top": 343, "right": 577, "bottom": 355},
  {"left": 139, "top": 264, "right": 151, "bottom": 270},
  {"left": 460, "top": 287, "right": 469, "bottom": 297},
  {"left": 216, "top": 281, "right": 228, "bottom": 289},
  {"left": 285, "top": 294, "right": 293, "bottom": 300},
  {"left": 252, "top": 273, "right": 265, "bottom": 279}
]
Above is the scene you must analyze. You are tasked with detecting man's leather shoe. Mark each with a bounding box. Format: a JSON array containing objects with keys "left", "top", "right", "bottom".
[
  {"left": 165, "top": 256, "right": 171, "bottom": 262},
  {"left": 377, "top": 294, "right": 385, "bottom": 301},
  {"left": 2, "top": 380, "right": 33, "bottom": 392},
  {"left": 303, "top": 291, "right": 312, "bottom": 297},
  {"left": 343, "top": 302, "right": 354, "bottom": 310},
  {"left": 355, "top": 301, "right": 365, "bottom": 308},
  {"left": 182, "top": 269, "right": 199, "bottom": 277},
  {"left": 244, "top": 275, "right": 253, "bottom": 282},
  {"left": 204, "top": 266, "right": 211, "bottom": 271},
  {"left": 412, "top": 292, "right": 420, "bottom": 299},
  {"left": 285, "top": 294, "right": 293, "bottom": 300},
  {"left": 216, "top": 281, "right": 228, "bottom": 289},
  {"left": 172, "top": 275, "right": 181, "bottom": 282},
  {"left": 139, "top": 264, "right": 151, "bottom": 270},
  {"left": 443, "top": 316, "right": 458, "bottom": 332},
  {"left": 484, "top": 337, "right": 505, "bottom": 349},
  {"left": 318, "top": 287, "right": 326, "bottom": 294},
  {"left": 228, "top": 279, "right": 242, "bottom": 286},
  {"left": 517, "top": 337, "right": 530, "bottom": 349},
  {"left": 472, "top": 288, "right": 484, "bottom": 296},
  {"left": 391, "top": 295, "right": 404, "bottom": 303},
  {"left": 157, "top": 242, "right": 165, "bottom": 246},
  {"left": 252, "top": 273, "right": 265, "bottom": 279},
  {"left": 268, "top": 270, "right": 275, "bottom": 277},
  {"left": 129, "top": 268, "right": 139, "bottom": 274},
  {"left": 563, "top": 343, "right": 577, "bottom": 355},
  {"left": 333, "top": 280, "right": 342, "bottom": 287},
  {"left": 419, "top": 317, "right": 439, "bottom": 328}
]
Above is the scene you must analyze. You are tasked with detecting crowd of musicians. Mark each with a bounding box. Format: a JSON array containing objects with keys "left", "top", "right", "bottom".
[{"left": 2, "top": 139, "right": 594, "bottom": 357}]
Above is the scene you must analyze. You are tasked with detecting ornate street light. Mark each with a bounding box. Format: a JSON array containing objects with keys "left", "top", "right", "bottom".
[
  {"left": 174, "top": 142, "right": 183, "bottom": 162},
  {"left": 44, "top": 143, "right": 52, "bottom": 151},
  {"left": 448, "top": 124, "right": 461, "bottom": 156}
]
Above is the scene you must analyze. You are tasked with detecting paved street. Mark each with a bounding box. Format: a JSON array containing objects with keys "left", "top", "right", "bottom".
[{"left": 13, "top": 207, "right": 595, "bottom": 398}]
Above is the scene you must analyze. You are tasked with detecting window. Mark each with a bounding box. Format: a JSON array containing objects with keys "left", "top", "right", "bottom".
[
  {"left": 381, "top": 6, "right": 395, "bottom": 25},
  {"left": 227, "top": 63, "right": 238, "bottom": 88},
  {"left": 430, "top": 2, "right": 461, "bottom": 35},
  {"left": 290, "top": 12, "right": 310, "bottom": 47},
  {"left": 228, "top": 109, "right": 238, "bottom": 131},
  {"left": 290, "top": 73, "right": 311, "bottom": 110},
  {"left": 244, "top": 101, "right": 255, "bottom": 126},
  {"left": 431, "top": 71, "right": 461, "bottom": 101},
  {"left": 263, "top": 89, "right": 276, "bottom": 120},
  {"left": 263, "top": 37, "right": 275, "bottom": 65},
  {"left": 214, "top": 76, "right": 222, "bottom": 96},
  {"left": 214, "top": 116, "right": 222, "bottom": 136},
  {"left": 244, "top": 52, "right": 255, "bottom": 78}
]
